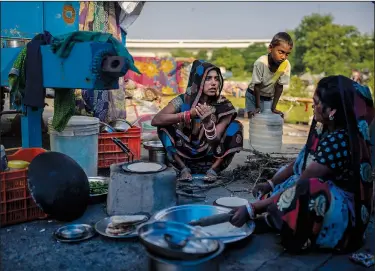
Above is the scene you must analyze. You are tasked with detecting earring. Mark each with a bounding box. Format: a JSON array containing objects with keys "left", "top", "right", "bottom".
[{"left": 329, "top": 115, "right": 334, "bottom": 121}]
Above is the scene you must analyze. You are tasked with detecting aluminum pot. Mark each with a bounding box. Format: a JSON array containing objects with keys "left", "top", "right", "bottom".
[
  {"left": 143, "top": 141, "right": 169, "bottom": 165},
  {"left": 147, "top": 241, "right": 224, "bottom": 271}
]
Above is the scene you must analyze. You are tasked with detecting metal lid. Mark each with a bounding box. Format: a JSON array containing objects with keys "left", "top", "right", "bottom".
[{"left": 138, "top": 221, "right": 219, "bottom": 258}]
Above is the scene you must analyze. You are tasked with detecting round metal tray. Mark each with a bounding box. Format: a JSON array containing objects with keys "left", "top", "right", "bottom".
[
  {"left": 95, "top": 215, "right": 150, "bottom": 239},
  {"left": 152, "top": 204, "right": 255, "bottom": 244},
  {"left": 122, "top": 161, "right": 167, "bottom": 174},
  {"left": 54, "top": 224, "right": 96, "bottom": 243}
]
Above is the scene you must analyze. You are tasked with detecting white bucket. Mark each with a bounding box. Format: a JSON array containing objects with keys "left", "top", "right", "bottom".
[{"left": 48, "top": 116, "right": 100, "bottom": 177}]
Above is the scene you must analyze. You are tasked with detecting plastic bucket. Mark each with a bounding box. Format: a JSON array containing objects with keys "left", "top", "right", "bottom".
[{"left": 48, "top": 116, "right": 100, "bottom": 177}]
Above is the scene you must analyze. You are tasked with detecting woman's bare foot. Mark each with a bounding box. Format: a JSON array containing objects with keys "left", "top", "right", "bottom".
[
  {"left": 177, "top": 167, "right": 193, "bottom": 182},
  {"left": 205, "top": 168, "right": 218, "bottom": 183}
]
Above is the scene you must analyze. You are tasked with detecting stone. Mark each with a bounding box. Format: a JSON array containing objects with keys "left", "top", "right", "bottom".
[{"left": 106, "top": 163, "right": 177, "bottom": 216}]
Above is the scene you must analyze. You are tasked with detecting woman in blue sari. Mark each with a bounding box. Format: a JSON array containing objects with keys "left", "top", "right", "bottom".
[{"left": 152, "top": 60, "right": 243, "bottom": 182}]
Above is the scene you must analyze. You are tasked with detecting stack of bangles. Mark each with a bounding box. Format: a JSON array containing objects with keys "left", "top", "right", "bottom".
[
  {"left": 177, "top": 111, "right": 191, "bottom": 124},
  {"left": 204, "top": 120, "right": 216, "bottom": 140}
]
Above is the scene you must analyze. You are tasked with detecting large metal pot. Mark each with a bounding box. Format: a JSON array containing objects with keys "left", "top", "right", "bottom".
[
  {"left": 143, "top": 141, "right": 168, "bottom": 165},
  {"left": 137, "top": 221, "right": 220, "bottom": 261},
  {"left": 147, "top": 241, "right": 224, "bottom": 271}
]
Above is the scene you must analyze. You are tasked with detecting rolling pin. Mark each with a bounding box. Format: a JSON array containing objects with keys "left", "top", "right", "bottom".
[{"left": 188, "top": 213, "right": 234, "bottom": 227}]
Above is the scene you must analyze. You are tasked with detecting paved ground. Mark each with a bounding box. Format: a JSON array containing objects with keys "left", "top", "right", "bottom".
[{"left": 0, "top": 98, "right": 373, "bottom": 271}]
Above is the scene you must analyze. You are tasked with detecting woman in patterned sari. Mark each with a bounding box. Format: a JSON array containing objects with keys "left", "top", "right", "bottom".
[
  {"left": 151, "top": 60, "right": 243, "bottom": 182},
  {"left": 231, "top": 75, "right": 374, "bottom": 253}
]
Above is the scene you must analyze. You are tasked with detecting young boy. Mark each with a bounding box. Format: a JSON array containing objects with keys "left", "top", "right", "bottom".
[{"left": 245, "top": 32, "right": 293, "bottom": 118}]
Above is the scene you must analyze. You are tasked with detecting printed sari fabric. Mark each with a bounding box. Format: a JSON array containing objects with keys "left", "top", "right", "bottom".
[
  {"left": 158, "top": 60, "right": 243, "bottom": 173},
  {"left": 264, "top": 76, "right": 374, "bottom": 253},
  {"left": 76, "top": 2, "right": 126, "bottom": 122}
]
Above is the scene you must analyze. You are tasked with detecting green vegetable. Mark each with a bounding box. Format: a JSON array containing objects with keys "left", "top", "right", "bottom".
[{"left": 89, "top": 181, "right": 108, "bottom": 195}]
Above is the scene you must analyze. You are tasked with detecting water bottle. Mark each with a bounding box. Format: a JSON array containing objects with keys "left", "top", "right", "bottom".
[{"left": 0, "top": 145, "right": 9, "bottom": 172}]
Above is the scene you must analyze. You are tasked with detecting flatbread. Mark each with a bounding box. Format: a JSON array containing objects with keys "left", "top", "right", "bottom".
[
  {"left": 215, "top": 197, "right": 248, "bottom": 208},
  {"left": 203, "top": 222, "right": 245, "bottom": 237},
  {"left": 127, "top": 162, "right": 162, "bottom": 172},
  {"left": 111, "top": 215, "right": 147, "bottom": 225}
]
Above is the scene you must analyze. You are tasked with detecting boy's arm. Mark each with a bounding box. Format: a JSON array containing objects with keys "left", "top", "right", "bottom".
[
  {"left": 272, "top": 84, "right": 283, "bottom": 111},
  {"left": 253, "top": 84, "right": 262, "bottom": 111}
]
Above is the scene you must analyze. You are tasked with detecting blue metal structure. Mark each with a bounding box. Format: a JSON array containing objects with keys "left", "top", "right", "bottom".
[{"left": 1, "top": 2, "right": 130, "bottom": 148}]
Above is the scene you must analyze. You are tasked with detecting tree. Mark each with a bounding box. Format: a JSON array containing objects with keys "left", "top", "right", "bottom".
[
  {"left": 241, "top": 43, "right": 267, "bottom": 73},
  {"left": 211, "top": 48, "right": 246, "bottom": 77},
  {"left": 285, "top": 76, "right": 309, "bottom": 98},
  {"left": 302, "top": 24, "right": 362, "bottom": 76},
  {"left": 195, "top": 49, "right": 209, "bottom": 60},
  {"left": 293, "top": 14, "right": 334, "bottom": 74},
  {"left": 171, "top": 49, "right": 194, "bottom": 58}
]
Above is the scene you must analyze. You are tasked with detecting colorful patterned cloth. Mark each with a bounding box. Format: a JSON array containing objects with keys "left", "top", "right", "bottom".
[
  {"left": 76, "top": 2, "right": 133, "bottom": 123},
  {"left": 262, "top": 76, "right": 374, "bottom": 253},
  {"left": 157, "top": 60, "right": 244, "bottom": 173}
]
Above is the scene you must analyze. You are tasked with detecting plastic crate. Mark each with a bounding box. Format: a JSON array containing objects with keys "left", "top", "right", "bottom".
[
  {"left": 98, "top": 127, "right": 141, "bottom": 168},
  {"left": 0, "top": 148, "right": 47, "bottom": 227}
]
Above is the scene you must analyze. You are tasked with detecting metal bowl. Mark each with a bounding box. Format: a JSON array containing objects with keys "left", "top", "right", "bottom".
[
  {"left": 109, "top": 119, "right": 132, "bottom": 132},
  {"left": 100, "top": 122, "right": 116, "bottom": 133},
  {"left": 88, "top": 177, "right": 109, "bottom": 204},
  {"left": 152, "top": 205, "right": 255, "bottom": 244}
]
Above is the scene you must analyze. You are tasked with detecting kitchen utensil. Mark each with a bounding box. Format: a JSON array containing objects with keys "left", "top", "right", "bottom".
[
  {"left": 188, "top": 213, "right": 233, "bottom": 227},
  {"left": 53, "top": 224, "right": 96, "bottom": 243},
  {"left": 27, "top": 151, "right": 90, "bottom": 222},
  {"left": 109, "top": 119, "right": 132, "bottom": 132},
  {"left": 111, "top": 137, "right": 134, "bottom": 162},
  {"left": 95, "top": 214, "right": 149, "bottom": 239},
  {"left": 164, "top": 232, "right": 247, "bottom": 249},
  {"left": 88, "top": 176, "right": 109, "bottom": 204},
  {"left": 153, "top": 205, "right": 255, "bottom": 244},
  {"left": 138, "top": 221, "right": 220, "bottom": 261},
  {"left": 100, "top": 122, "right": 116, "bottom": 133}
]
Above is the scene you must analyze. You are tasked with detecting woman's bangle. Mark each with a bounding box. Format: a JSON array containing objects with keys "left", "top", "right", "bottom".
[
  {"left": 267, "top": 180, "right": 275, "bottom": 191},
  {"left": 177, "top": 112, "right": 183, "bottom": 123},
  {"left": 184, "top": 111, "right": 191, "bottom": 123},
  {"left": 203, "top": 120, "right": 215, "bottom": 133},
  {"left": 205, "top": 130, "right": 217, "bottom": 140},
  {"left": 245, "top": 202, "right": 255, "bottom": 219}
]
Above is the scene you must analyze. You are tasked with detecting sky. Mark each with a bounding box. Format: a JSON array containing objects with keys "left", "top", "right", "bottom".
[{"left": 127, "top": 2, "right": 375, "bottom": 40}]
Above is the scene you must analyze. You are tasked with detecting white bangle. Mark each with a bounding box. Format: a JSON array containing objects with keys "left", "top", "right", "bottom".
[
  {"left": 267, "top": 180, "right": 275, "bottom": 191},
  {"left": 204, "top": 120, "right": 215, "bottom": 133},
  {"left": 205, "top": 130, "right": 217, "bottom": 140},
  {"left": 245, "top": 202, "right": 255, "bottom": 219}
]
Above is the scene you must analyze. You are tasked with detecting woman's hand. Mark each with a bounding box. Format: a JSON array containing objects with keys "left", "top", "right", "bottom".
[
  {"left": 196, "top": 103, "right": 212, "bottom": 124},
  {"left": 252, "top": 181, "right": 273, "bottom": 198},
  {"left": 230, "top": 206, "right": 250, "bottom": 227},
  {"left": 190, "top": 108, "right": 197, "bottom": 118}
]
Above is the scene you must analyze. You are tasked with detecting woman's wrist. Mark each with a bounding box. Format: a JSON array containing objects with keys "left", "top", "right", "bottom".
[{"left": 267, "top": 179, "right": 275, "bottom": 191}]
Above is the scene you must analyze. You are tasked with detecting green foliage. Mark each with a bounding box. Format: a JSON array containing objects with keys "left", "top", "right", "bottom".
[
  {"left": 241, "top": 43, "right": 267, "bottom": 73},
  {"left": 171, "top": 49, "right": 194, "bottom": 58},
  {"left": 285, "top": 76, "right": 309, "bottom": 98},
  {"left": 211, "top": 48, "right": 246, "bottom": 77},
  {"left": 195, "top": 49, "right": 209, "bottom": 60}
]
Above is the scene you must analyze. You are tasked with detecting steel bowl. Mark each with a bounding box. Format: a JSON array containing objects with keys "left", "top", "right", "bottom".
[
  {"left": 100, "top": 122, "right": 116, "bottom": 133},
  {"left": 88, "top": 176, "right": 109, "bottom": 204},
  {"left": 109, "top": 119, "right": 132, "bottom": 132},
  {"left": 152, "top": 205, "right": 255, "bottom": 244}
]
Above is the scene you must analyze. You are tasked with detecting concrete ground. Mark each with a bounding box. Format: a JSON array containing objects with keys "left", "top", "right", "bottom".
[{"left": 0, "top": 97, "right": 373, "bottom": 271}]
